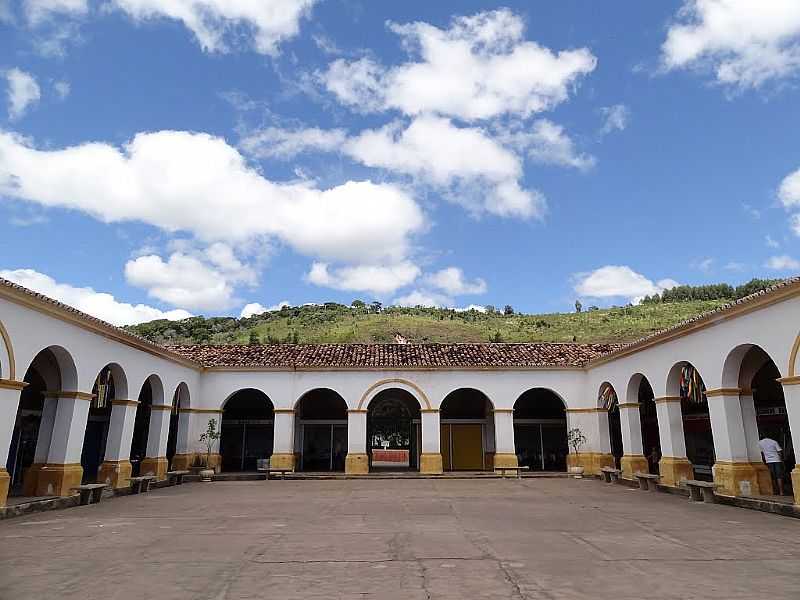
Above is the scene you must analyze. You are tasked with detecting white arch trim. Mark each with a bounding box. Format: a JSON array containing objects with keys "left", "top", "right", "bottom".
[
  {"left": 357, "top": 378, "right": 432, "bottom": 410},
  {"left": 0, "top": 319, "right": 14, "bottom": 380}
]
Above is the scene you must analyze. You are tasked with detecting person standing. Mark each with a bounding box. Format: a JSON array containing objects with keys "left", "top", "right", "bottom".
[{"left": 758, "top": 433, "right": 785, "bottom": 496}]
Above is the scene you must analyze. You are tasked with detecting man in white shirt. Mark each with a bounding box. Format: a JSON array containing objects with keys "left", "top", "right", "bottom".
[{"left": 758, "top": 434, "right": 784, "bottom": 496}]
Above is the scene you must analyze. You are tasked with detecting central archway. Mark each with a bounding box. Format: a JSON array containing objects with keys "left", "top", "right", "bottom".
[
  {"left": 220, "top": 389, "right": 274, "bottom": 472},
  {"left": 669, "top": 361, "right": 714, "bottom": 481},
  {"left": 295, "top": 389, "right": 347, "bottom": 472},
  {"left": 440, "top": 389, "right": 492, "bottom": 471},
  {"left": 513, "top": 388, "right": 568, "bottom": 472},
  {"left": 367, "top": 389, "right": 420, "bottom": 471}
]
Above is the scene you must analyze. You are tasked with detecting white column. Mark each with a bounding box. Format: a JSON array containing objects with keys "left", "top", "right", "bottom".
[
  {"left": 706, "top": 392, "right": 749, "bottom": 462},
  {"left": 492, "top": 409, "right": 517, "bottom": 468},
  {"left": 176, "top": 410, "right": 191, "bottom": 454},
  {"left": 420, "top": 410, "right": 440, "bottom": 454},
  {"left": 0, "top": 384, "right": 23, "bottom": 469},
  {"left": 145, "top": 404, "right": 172, "bottom": 459},
  {"left": 596, "top": 410, "right": 612, "bottom": 454},
  {"left": 618, "top": 403, "right": 645, "bottom": 456},
  {"left": 781, "top": 382, "right": 800, "bottom": 504},
  {"left": 46, "top": 393, "right": 91, "bottom": 465},
  {"left": 656, "top": 398, "right": 687, "bottom": 458},
  {"left": 273, "top": 410, "right": 295, "bottom": 455},
  {"left": 345, "top": 409, "right": 368, "bottom": 474},
  {"left": 103, "top": 400, "right": 138, "bottom": 462},
  {"left": 739, "top": 393, "right": 762, "bottom": 462},
  {"left": 33, "top": 396, "right": 58, "bottom": 465}
]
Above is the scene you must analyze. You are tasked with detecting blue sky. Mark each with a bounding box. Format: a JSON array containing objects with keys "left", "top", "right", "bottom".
[{"left": 2, "top": 0, "right": 800, "bottom": 325}]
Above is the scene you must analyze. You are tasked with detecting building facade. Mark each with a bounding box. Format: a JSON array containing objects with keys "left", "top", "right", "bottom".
[{"left": 2, "top": 276, "right": 800, "bottom": 507}]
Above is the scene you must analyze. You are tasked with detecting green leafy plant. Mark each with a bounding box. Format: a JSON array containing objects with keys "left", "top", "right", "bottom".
[
  {"left": 199, "top": 418, "right": 221, "bottom": 470},
  {"left": 567, "top": 428, "right": 587, "bottom": 459}
]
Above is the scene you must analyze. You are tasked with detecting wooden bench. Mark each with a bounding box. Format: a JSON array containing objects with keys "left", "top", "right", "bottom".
[
  {"left": 166, "top": 470, "right": 189, "bottom": 485},
  {"left": 129, "top": 475, "right": 156, "bottom": 494},
  {"left": 599, "top": 467, "right": 622, "bottom": 483},
  {"left": 634, "top": 472, "right": 660, "bottom": 492},
  {"left": 685, "top": 479, "right": 717, "bottom": 503},
  {"left": 71, "top": 483, "right": 107, "bottom": 506},
  {"left": 495, "top": 466, "right": 530, "bottom": 479}
]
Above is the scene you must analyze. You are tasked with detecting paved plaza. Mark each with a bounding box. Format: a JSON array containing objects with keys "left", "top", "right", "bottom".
[{"left": 1, "top": 478, "right": 799, "bottom": 599}]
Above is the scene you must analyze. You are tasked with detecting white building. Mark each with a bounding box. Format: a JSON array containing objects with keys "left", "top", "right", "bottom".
[{"left": 2, "top": 276, "right": 799, "bottom": 507}]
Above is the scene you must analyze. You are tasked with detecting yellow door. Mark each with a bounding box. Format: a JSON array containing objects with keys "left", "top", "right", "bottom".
[
  {"left": 451, "top": 424, "right": 483, "bottom": 470},
  {"left": 440, "top": 424, "right": 452, "bottom": 470}
]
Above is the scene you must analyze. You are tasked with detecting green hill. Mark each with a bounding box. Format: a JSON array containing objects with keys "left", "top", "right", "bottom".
[{"left": 126, "top": 300, "right": 731, "bottom": 346}]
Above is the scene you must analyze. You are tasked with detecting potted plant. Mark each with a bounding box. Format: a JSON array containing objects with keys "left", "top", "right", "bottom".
[
  {"left": 199, "top": 418, "right": 220, "bottom": 482},
  {"left": 189, "top": 454, "right": 205, "bottom": 476},
  {"left": 567, "top": 428, "right": 587, "bottom": 478}
]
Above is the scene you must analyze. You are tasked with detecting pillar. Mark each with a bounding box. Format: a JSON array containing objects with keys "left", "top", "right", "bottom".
[
  {"left": 0, "top": 380, "right": 25, "bottom": 507},
  {"left": 191, "top": 411, "right": 222, "bottom": 471},
  {"left": 140, "top": 403, "right": 171, "bottom": 480},
  {"left": 655, "top": 397, "right": 693, "bottom": 487},
  {"left": 270, "top": 409, "right": 295, "bottom": 471},
  {"left": 566, "top": 409, "right": 614, "bottom": 475},
  {"left": 98, "top": 399, "right": 138, "bottom": 489},
  {"left": 706, "top": 388, "right": 759, "bottom": 496},
  {"left": 23, "top": 394, "right": 57, "bottom": 496},
  {"left": 420, "top": 409, "right": 442, "bottom": 474},
  {"left": 169, "top": 409, "right": 193, "bottom": 470},
  {"left": 36, "top": 391, "right": 92, "bottom": 497},
  {"left": 618, "top": 402, "right": 649, "bottom": 479},
  {"left": 779, "top": 380, "right": 800, "bottom": 504},
  {"left": 739, "top": 391, "right": 772, "bottom": 494},
  {"left": 492, "top": 409, "right": 518, "bottom": 470},
  {"left": 345, "top": 409, "right": 368, "bottom": 474}
]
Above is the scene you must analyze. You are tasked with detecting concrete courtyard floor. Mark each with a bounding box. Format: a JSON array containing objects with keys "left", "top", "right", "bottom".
[{"left": 1, "top": 478, "right": 799, "bottom": 600}]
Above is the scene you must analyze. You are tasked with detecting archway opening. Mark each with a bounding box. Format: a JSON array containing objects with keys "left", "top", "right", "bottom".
[
  {"left": 295, "top": 389, "right": 347, "bottom": 472},
  {"left": 513, "top": 388, "right": 567, "bottom": 472},
  {"left": 367, "top": 389, "right": 420, "bottom": 471},
  {"left": 166, "top": 383, "right": 189, "bottom": 469},
  {"left": 220, "top": 389, "right": 274, "bottom": 472},
  {"left": 635, "top": 376, "right": 660, "bottom": 474},
  {"left": 79, "top": 365, "right": 118, "bottom": 483},
  {"left": 672, "top": 362, "right": 714, "bottom": 481},
  {"left": 440, "top": 389, "right": 492, "bottom": 471},
  {"left": 130, "top": 378, "right": 155, "bottom": 477},
  {"left": 600, "top": 383, "right": 623, "bottom": 469}
]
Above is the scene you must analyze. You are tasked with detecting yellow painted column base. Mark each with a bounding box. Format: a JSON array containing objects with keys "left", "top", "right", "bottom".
[
  {"left": 659, "top": 456, "right": 693, "bottom": 487},
  {"left": 140, "top": 456, "right": 169, "bottom": 480},
  {"left": 493, "top": 453, "right": 519, "bottom": 470},
  {"left": 420, "top": 453, "right": 443, "bottom": 474},
  {"left": 713, "top": 461, "right": 759, "bottom": 496},
  {"left": 170, "top": 453, "right": 194, "bottom": 471},
  {"left": 792, "top": 467, "right": 800, "bottom": 505},
  {"left": 98, "top": 460, "right": 132, "bottom": 489},
  {"left": 270, "top": 453, "right": 295, "bottom": 471},
  {"left": 22, "top": 463, "right": 44, "bottom": 497},
  {"left": 345, "top": 453, "right": 369, "bottom": 474},
  {"left": 35, "top": 463, "right": 83, "bottom": 497},
  {"left": 752, "top": 462, "right": 772, "bottom": 496},
  {"left": 567, "top": 453, "right": 614, "bottom": 476},
  {"left": 0, "top": 467, "right": 9, "bottom": 507},
  {"left": 620, "top": 454, "right": 649, "bottom": 479}
]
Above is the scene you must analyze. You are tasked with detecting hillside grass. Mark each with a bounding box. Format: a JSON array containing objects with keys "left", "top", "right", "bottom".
[{"left": 127, "top": 300, "right": 730, "bottom": 346}]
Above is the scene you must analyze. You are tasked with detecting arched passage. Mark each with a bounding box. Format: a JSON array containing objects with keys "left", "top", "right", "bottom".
[
  {"left": 628, "top": 374, "right": 660, "bottom": 474},
  {"left": 294, "top": 389, "right": 347, "bottom": 472},
  {"left": 220, "top": 389, "right": 274, "bottom": 472},
  {"left": 130, "top": 375, "right": 162, "bottom": 477},
  {"left": 440, "top": 388, "right": 492, "bottom": 471},
  {"left": 367, "top": 388, "right": 421, "bottom": 471},
  {"left": 79, "top": 364, "right": 125, "bottom": 483},
  {"left": 599, "top": 383, "right": 623, "bottom": 469},
  {"left": 166, "top": 383, "right": 190, "bottom": 469},
  {"left": 669, "top": 362, "right": 714, "bottom": 481},
  {"left": 513, "top": 388, "right": 568, "bottom": 472}
]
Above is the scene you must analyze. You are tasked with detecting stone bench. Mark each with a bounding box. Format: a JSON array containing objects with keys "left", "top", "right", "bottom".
[
  {"left": 495, "top": 466, "right": 530, "bottom": 479},
  {"left": 166, "top": 470, "right": 189, "bottom": 485},
  {"left": 599, "top": 467, "right": 622, "bottom": 483},
  {"left": 258, "top": 467, "right": 293, "bottom": 480},
  {"left": 685, "top": 479, "right": 717, "bottom": 503},
  {"left": 129, "top": 475, "right": 156, "bottom": 494},
  {"left": 71, "top": 483, "right": 107, "bottom": 506},
  {"left": 634, "top": 472, "right": 660, "bottom": 492}
]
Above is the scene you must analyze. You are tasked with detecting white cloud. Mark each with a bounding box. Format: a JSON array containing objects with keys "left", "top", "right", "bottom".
[
  {"left": 111, "top": 0, "right": 316, "bottom": 55},
  {"left": 53, "top": 80, "right": 70, "bottom": 99},
  {"left": 0, "top": 0, "right": 13, "bottom": 23},
  {"left": 239, "top": 300, "right": 291, "bottom": 318},
  {"left": 392, "top": 289, "right": 452, "bottom": 308},
  {"left": 321, "top": 9, "right": 596, "bottom": 121},
  {"left": 779, "top": 167, "right": 800, "bottom": 208},
  {"left": 574, "top": 265, "right": 679, "bottom": 304},
  {"left": 599, "top": 104, "right": 630, "bottom": 135},
  {"left": 240, "top": 126, "right": 347, "bottom": 159},
  {"left": 24, "top": 0, "right": 88, "bottom": 24},
  {"left": 765, "top": 255, "right": 800, "bottom": 271},
  {"left": 306, "top": 261, "right": 420, "bottom": 296},
  {"left": 661, "top": 0, "right": 800, "bottom": 89},
  {"left": 512, "top": 119, "right": 595, "bottom": 171},
  {"left": 766, "top": 235, "right": 780, "bottom": 249},
  {"left": 5, "top": 68, "right": 41, "bottom": 121},
  {"left": 691, "top": 257, "right": 714, "bottom": 272},
  {"left": 425, "top": 267, "right": 487, "bottom": 296},
  {"left": 455, "top": 304, "right": 487, "bottom": 313},
  {"left": 0, "top": 129, "right": 426, "bottom": 265},
  {"left": 0, "top": 268, "right": 190, "bottom": 325}
]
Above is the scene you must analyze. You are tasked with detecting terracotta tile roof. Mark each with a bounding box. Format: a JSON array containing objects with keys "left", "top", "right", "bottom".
[{"left": 167, "top": 343, "right": 621, "bottom": 369}]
